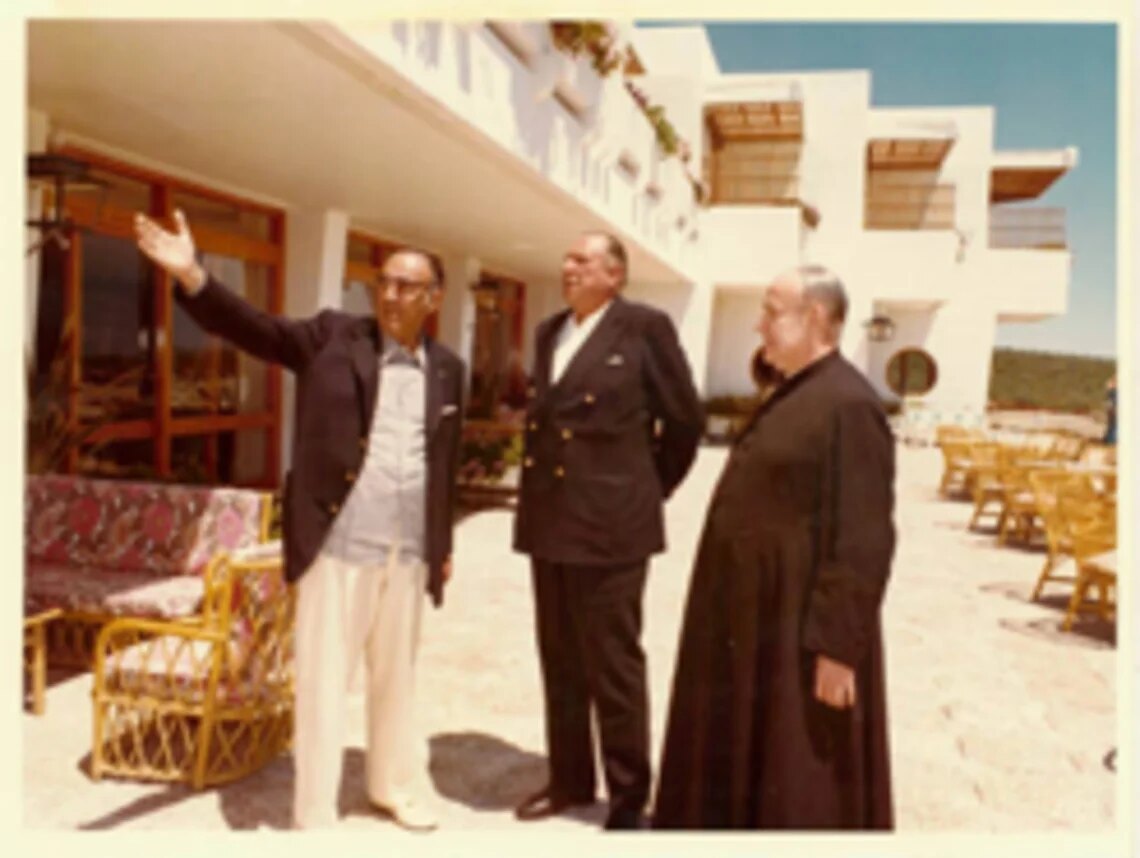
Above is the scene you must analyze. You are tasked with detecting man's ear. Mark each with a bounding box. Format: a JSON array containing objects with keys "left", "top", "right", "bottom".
[
  {"left": 426, "top": 286, "right": 445, "bottom": 314},
  {"left": 807, "top": 298, "right": 828, "bottom": 331}
]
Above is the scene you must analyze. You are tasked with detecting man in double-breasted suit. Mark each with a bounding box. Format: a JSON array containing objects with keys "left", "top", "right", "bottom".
[
  {"left": 135, "top": 211, "right": 464, "bottom": 831},
  {"left": 513, "top": 231, "right": 704, "bottom": 830}
]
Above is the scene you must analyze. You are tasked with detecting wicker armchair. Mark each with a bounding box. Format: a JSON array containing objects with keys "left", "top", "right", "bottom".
[
  {"left": 1029, "top": 470, "right": 1094, "bottom": 600},
  {"left": 938, "top": 438, "right": 983, "bottom": 497},
  {"left": 1061, "top": 500, "right": 1117, "bottom": 631},
  {"left": 995, "top": 450, "right": 1044, "bottom": 546},
  {"left": 965, "top": 442, "right": 1003, "bottom": 530},
  {"left": 90, "top": 542, "right": 294, "bottom": 789}
]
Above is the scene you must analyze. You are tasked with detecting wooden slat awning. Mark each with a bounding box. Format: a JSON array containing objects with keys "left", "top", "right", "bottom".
[
  {"left": 866, "top": 137, "right": 954, "bottom": 170},
  {"left": 990, "top": 166, "right": 1068, "bottom": 203},
  {"left": 706, "top": 100, "right": 803, "bottom": 141}
]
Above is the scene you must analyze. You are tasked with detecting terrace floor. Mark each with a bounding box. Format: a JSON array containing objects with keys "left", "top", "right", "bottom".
[{"left": 21, "top": 445, "right": 1123, "bottom": 841}]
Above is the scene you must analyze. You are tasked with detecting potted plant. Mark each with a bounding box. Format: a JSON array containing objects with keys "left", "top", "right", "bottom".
[{"left": 549, "top": 21, "right": 625, "bottom": 77}]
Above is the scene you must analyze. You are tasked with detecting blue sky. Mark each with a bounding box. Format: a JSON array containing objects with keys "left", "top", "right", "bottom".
[{"left": 641, "top": 21, "right": 1118, "bottom": 359}]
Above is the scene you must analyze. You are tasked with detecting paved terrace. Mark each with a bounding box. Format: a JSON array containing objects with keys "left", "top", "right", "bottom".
[{"left": 22, "top": 446, "right": 1118, "bottom": 835}]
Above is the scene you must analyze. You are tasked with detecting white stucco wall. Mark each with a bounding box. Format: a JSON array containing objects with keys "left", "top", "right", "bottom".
[
  {"left": 795, "top": 72, "right": 871, "bottom": 270},
  {"left": 630, "top": 26, "right": 721, "bottom": 82},
  {"left": 865, "top": 302, "right": 998, "bottom": 416},
  {"left": 623, "top": 278, "right": 712, "bottom": 396},
  {"left": 700, "top": 207, "right": 802, "bottom": 286},
  {"left": 706, "top": 288, "right": 763, "bottom": 397},
  {"left": 984, "top": 248, "right": 1072, "bottom": 320}
]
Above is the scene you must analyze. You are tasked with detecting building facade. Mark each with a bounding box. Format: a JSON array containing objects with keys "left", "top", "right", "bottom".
[{"left": 25, "top": 20, "right": 1077, "bottom": 485}]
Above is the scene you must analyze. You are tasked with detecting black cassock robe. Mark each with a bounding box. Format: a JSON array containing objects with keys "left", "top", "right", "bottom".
[{"left": 653, "top": 351, "right": 895, "bottom": 830}]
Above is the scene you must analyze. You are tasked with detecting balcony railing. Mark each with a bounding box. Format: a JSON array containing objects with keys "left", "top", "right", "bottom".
[
  {"left": 704, "top": 139, "right": 802, "bottom": 206},
  {"left": 344, "top": 20, "right": 698, "bottom": 266},
  {"left": 865, "top": 175, "right": 955, "bottom": 230},
  {"left": 989, "top": 206, "right": 1067, "bottom": 250}
]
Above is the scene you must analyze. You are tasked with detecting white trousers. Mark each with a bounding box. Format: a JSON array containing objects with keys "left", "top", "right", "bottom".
[{"left": 292, "top": 550, "right": 428, "bottom": 828}]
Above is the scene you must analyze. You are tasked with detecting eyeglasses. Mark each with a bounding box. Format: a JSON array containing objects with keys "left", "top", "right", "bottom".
[{"left": 374, "top": 275, "right": 437, "bottom": 298}]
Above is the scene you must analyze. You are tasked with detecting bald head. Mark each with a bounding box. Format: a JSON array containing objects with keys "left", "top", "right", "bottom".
[
  {"left": 772, "top": 265, "right": 847, "bottom": 342},
  {"left": 758, "top": 264, "right": 847, "bottom": 375}
]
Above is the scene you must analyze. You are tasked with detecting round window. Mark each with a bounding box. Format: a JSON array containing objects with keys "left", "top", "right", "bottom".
[{"left": 886, "top": 348, "right": 938, "bottom": 396}]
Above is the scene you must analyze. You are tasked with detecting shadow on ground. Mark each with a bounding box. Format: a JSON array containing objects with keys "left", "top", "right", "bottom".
[
  {"left": 70, "top": 731, "right": 572, "bottom": 830},
  {"left": 979, "top": 580, "right": 1115, "bottom": 648},
  {"left": 996, "top": 616, "right": 1114, "bottom": 649},
  {"left": 428, "top": 731, "right": 546, "bottom": 811}
]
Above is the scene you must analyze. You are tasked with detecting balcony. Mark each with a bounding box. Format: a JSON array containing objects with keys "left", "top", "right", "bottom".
[
  {"left": 865, "top": 172, "right": 955, "bottom": 230},
  {"left": 855, "top": 230, "right": 960, "bottom": 307},
  {"left": 989, "top": 206, "right": 1066, "bottom": 250},
  {"left": 986, "top": 206, "right": 1070, "bottom": 321},
  {"left": 334, "top": 20, "right": 698, "bottom": 274},
  {"left": 703, "top": 100, "right": 803, "bottom": 207}
]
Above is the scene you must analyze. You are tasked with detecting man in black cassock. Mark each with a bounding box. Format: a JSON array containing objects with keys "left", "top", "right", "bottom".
[{"left": 652, "top": 264, "right": 895, "bottom": 830}]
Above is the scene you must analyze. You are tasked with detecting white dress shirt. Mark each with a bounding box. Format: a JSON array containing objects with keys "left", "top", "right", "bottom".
[{"left": 551, "top": 299, "right": 614, "bottom": 385}]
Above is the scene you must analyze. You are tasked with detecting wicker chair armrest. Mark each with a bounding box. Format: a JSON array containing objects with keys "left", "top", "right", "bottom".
[{"left": 93, "top": 617, "right": 228, "bottom": 695}]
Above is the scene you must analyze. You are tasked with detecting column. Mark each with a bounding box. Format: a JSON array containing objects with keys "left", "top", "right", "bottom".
[
  {"left": 277, "top": 208, "right": 349, "bottom": 477},
  {"left": 25, "top": 109, "right": 51, "bottom": 372},
  {"left": 436, "top": 252, "right": 480, "bottom": 386}
]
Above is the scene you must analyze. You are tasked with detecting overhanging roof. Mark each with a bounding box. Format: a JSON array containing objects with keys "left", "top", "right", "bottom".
[
  {"left": 705, "top": 100, "right": 803, "bottom": 142},
  {"left": 990, "top": 147, "right": 1078, "bottom": 202},
  {"left": 867, "top": 134, "right": 955, "bottom": 170}
]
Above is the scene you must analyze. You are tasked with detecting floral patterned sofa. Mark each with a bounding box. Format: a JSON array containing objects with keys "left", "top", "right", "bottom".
[{"left": 25, "top": 474, "right": 273, "bottom": 665}]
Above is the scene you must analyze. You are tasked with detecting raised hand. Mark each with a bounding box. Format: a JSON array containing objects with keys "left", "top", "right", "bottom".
[{"left": 134, "top": 209, "right": 205, "bottom": 291}]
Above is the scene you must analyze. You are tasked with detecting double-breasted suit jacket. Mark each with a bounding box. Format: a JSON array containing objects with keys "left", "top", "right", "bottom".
[
  {"left": 512, "top": 296, "right": 704, "bottom": 566},
  {"left": 176, "top": 276, "right": 465, "bottom": 606}
]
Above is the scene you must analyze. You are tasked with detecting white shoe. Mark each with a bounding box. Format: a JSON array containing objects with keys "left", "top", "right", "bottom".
[{"left": 371, "top": 796, "right": 438, "bottom": 832}]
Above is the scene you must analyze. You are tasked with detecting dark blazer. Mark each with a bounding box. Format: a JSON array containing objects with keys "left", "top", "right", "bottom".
[
  {"left": 513, "top": 296, "right": 704, "bottom": 565},
  {"left": 176, "top": 276, "right": 465, "bottom": 607}
]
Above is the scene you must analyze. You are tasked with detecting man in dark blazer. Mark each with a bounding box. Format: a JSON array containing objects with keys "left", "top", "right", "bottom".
[
  {"left": 513, "top": 231, "right": 704, "bottom": 830},
  {"left": 135, "top": 210, "right": 465, "bottom": 831}
]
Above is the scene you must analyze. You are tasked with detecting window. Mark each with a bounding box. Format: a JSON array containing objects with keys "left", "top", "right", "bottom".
[
  {"left": 468, "top": 272, "right": 527, "bottom": 419},
  {"left": 886, "top": 348, "right": 939, "bottom": 396},
  {"left": 30, "top": 146, "right": 285, "bottom": 487}
]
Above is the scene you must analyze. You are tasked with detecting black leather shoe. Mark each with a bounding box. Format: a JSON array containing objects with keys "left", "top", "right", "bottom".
[
  {"left": 514, "top": 786, "right": 595, "bottom": 821},
  {"left": 604, "top": 807, "right": 646, "bottom": 830}
]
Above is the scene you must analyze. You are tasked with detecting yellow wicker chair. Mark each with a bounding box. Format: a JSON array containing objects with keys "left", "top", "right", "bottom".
[
  {"left": 1045, "top": 434, "right": 1086, "bottom": 462},
  {"left": 1028, "top": 470, "right": 1094, "bottom": 600},
  {"left": 938, "top": 439, "right": 983, "bottom": 497},
  {"left": 1079, "top": 442, "right": 1116, "bottom": 468},
  {"left": 995, "top": 449, "right": 1047, "bottom": 546},
  {"left": 90, "top": 543, "right": 295, "bottom": 789},
  {"left": 1063, "top": 512, "right": 1117, "bottom": 631},
  {"left": 966, "top": 442, "right": 1004, "bottom": 530},
  {"left": 935, "top": 425, "right": 972, "bottom": 445}
]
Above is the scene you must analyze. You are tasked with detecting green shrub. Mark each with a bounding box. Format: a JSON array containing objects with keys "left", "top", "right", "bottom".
[{"left": 988, "top": 348, "right": 1115, "bottom": 413}]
